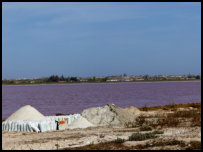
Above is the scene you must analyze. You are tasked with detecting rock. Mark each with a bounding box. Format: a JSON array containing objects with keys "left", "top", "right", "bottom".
[{"left": 81, "top": 104, "right": 136, "bottom": 126}]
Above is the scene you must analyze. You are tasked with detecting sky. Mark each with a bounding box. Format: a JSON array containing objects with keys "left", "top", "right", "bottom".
[{"left": 2, "top": 2, "right": 201, "bottom": 79}]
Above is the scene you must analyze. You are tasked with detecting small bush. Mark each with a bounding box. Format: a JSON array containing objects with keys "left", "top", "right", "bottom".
[
  {"left": 186, "top": 141, "right": 201, "bottom": 150},
  {"left": 135, "top": 116, "right": 146, "bottom": 126},
  {"left": 129, "top": 131, "right": 160, "bottom": 141},
  {"left": 141, "top": 104, "right": 148, "bottom": 111},
  {"left": 166, "top": 139, "right": 184, "bottom": 146},
  {"left": 156, "top": 116, "right": 180, "bottom": 128},
  {"left": 191, "top": 115, "right": 201, "bottom": 127},
  {"left": 152, "top": 130, "right": 164, "bottom": 134},
  {"left": 140, "top": 125, "right": 152, "bottom": 131},
  {"left": 115, "top": 138, "right": 125, "bottom": 144},
  {"left": 129, "top": 130, "right": 164, "bottom": 141},
  {"left": 129, "top": 133, "right": 147, "bottom": 141},
  {"left": 146, "top": 139, "right": 185, "bottom": 148}
]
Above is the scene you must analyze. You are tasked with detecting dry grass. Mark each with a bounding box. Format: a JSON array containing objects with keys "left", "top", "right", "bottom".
[
  {"left": 61, "top": 141, "right": 133, "bottom": 150},
  {"left": 139, "top": 102, "right": 201, "bottom": 111},
  {"left": 60, "top": 138, "right": 190, "bottom": 150},
  {"left": 132, "top": 139, "right": 186, "bottom": 150},
  {"left": 186, "top": 141, "right": 201, "bottom": 150},
  {"left": 139, "top": 125, "right": 152, "bottom": 131},
  {"left": 135, "top": 105, "right": 201, "bottom": 128},
  {"left": 61, "top": 138, "right": 201, "bottom": 150},
  {"left": 156, "top": 110, "right": 201, "bottom": 128}
]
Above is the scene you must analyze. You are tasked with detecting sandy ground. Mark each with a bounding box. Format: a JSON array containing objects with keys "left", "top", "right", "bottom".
[
  {"left": 2, "top": 125, "right": 201, "bottom": 150},
  {"left": 2, "top": 126, "right": 138, "bottom": 150},
  {"left": 2, "top": 106, "right": 201, "bottom": 150}
]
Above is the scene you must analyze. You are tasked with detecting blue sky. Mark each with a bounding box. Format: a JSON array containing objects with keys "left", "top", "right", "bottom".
[{"left": 2, "top": 2, "right": 201, "bottom": 79}]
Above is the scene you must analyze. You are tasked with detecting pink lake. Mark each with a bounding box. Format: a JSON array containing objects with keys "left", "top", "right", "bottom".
[{"left": 2, "top": 81, "right": 201, "bottom": 120}]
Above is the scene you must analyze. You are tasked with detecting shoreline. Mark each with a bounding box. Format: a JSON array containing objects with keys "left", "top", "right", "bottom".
[{"left": 2, "top": 80, "right": 201, "bottom": 87}]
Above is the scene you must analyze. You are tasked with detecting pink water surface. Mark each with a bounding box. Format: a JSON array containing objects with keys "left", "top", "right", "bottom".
[{"left": 2, "top": 81, "right": 201, "bottom": 120}]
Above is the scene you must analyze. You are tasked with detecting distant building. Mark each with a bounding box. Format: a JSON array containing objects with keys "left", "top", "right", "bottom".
[
  {"left": 80, "top": 79, "right": 88, "bottom": 82},
  {"left": 106, "top": 79, "right": 119, "bottom": 82}
]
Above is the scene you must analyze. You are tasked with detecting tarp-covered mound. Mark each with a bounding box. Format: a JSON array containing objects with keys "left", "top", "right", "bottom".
[
  {"left": 2, "top": 120, "right": 56, "bottom": 132},
  {"left": 81, "top": 104, "right": 137, "bottom": 126},
  {"left": 6, "top": 105, "right": 47, "bottom": 121},
  {"left": 2, "top": 105, "right": 56, "bottom": 132}
]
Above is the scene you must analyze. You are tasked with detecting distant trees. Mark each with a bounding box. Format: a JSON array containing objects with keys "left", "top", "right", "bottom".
[
  {"left": 48, "top": 75, "right": 59, "bottom": 82},
  {"left": 187, "top": 74, "right": 192, "bottom": 79},
  {"left": 187, "top": 74, "right": 201, "bottom": 79},
  {"left": 66, "top": 77, "right": 71, "bottom": 82},
  {"left": 70, "top": 77, "right": 78, "bottom": 82},
  {"left": 2, "top": 79, "right": 15, "bottom": 84},
  {"left": 195, "top": 75, "right": 200, "bottom": 79},
  {"left": 59, "top": 75, "right": 65, "bottom": 81},
  {"left": 2, "top": 74, "right": 200, "bottom": 85},
  {"left": 123, "top": 73, "right": 127, "bottom": 77},
  {"left": 47, "top": 75, "right": 80, "bottom": 82},
  {"left": 143, "top": 75, "right": 149, "bottom": 81}
]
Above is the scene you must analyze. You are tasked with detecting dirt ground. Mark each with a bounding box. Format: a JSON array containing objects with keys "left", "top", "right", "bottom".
[
  {"left": 2, "top": 125, "right": 201, "bottom": 150},
  {"left": 2, "top": 105, "right": 201, "bottom": 150}
]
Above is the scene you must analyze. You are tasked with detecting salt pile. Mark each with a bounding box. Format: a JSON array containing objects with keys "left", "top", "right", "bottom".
[
  {"left": 6, "top": 105, "right": 47, "bottom": 121},
  {"left": 124, "top": 106, "right": 141, "bottom": 115},
  {"left": 81, "top": 104, "right": 136, "bottom": 126},
  {"left": 67, "top": 116, "right": 95, "bottom": 129}
]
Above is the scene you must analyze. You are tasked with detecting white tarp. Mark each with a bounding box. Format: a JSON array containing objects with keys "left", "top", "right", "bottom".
[
  {"left": 2, "top": 120, "right": 57, "bottom": 133},
  {"left": 2, "top": 114, "right": 81, "bottom": 132}
]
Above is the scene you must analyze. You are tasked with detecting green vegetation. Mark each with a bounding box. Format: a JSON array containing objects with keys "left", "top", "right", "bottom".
[
  {"left": 139, "top": 125, "right": 152, "bottom": 131},
  {"left": 115, "top": 138, "right": 125, "bottom": 144},
  {"left": 128, "top": 131, "right": 164, "bottom": 141}
]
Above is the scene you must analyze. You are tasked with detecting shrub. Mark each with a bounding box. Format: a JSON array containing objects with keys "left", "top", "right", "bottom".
[
  {"left": 135, "top": 116, "right": 146, "bottom": 126},
  {"left": 115, "top": 138, "right": 125, "bottom": 144},
  {"left": 140, "top": 125, "right": 152, "bottom": 131},
  {"left": 152, "top": 130, "right": 164, "bottom": 134},
  {"left": 146, "top": 139, "right": 185, "bottom": 148},
  {"left": 156, "top": 116, "right": 180, "bottom": 128},
  {"left": 129, "top": 133, "right": 147, "bottom": 141},
  {"left": 129, "top": 130, "right": 164, "bottom": 141},
  {"left": 186, "top": 141, "right": 201, "bottom": 150},
  {"left": 141, "top": 104, "right": 148, "bottom": 111},
  {"left": 166, "top": 139, "right": 184, "bottom": 146},
  {"left": 129, "top": 132, "right": 154, "bottom": 141}
]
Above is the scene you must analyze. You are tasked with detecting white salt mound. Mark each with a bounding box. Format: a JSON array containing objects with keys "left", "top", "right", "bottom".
[
  {"left": 67, "top": 116, "right": 95, "bottom": 129},
  {"left": 6, "top": 105, "right": 47, "bottom": 121}
]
